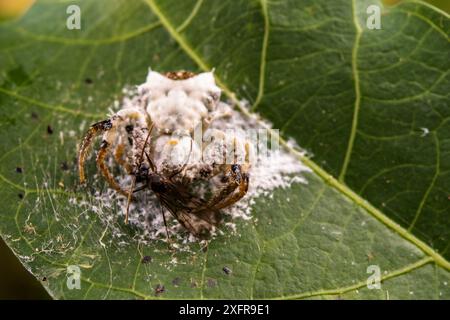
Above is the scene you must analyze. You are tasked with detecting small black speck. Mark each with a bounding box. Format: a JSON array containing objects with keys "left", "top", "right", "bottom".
[
  {"left": 18, "top": 193, "right": 24, "bottom": 199},
  {"left": 100, "top": 119, "right": 113, "bottom": 130},
  {"left": 85, "top": 78, "right": 93, "bottom": 85},
  {"left": 141, "top": 256, "right": 152, "bottom": 264},
  {"left": 31, "top": 112, "right": 39, "bottom": 120},
  {"left": 223, "top": 266, "right": 232, "bottom": 275},
  {"left": 128, "top": 137, "right": 133, "bottom": 146},
  {"left": 172, "top": 277, "right": 181, "bottom": 287},
  {"left": 125, "top": 125, "right": 134, "bottom": 133},
  {"left": 200, "top": 168, "right": 211, "bottom": 178},
  {"left": 100, "top": 140, "right": 109, "bottom": 148},
  {"left": 47, "top": 125, "right": 53, "bottom": 135},
  {"left": 15, "top": 167, "right": 23, "bottom": 173},
  {"left": 155, "top": 284, "right": 165, "bottom": 296},
  {"left": 42, "top": 277, "right": 47, "bottom": 282},
  {"left": 60, "top": 161, "right": 69, "bottom": 171}
]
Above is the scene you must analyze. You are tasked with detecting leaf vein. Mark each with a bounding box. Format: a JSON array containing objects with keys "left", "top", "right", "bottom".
[{"left": 144, "top": 0, "right": 450, "bottom": 271}]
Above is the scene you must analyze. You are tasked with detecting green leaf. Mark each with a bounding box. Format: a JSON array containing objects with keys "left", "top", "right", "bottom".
[{"left": 0, "top": 0, "right": 449, "bottom": 299}]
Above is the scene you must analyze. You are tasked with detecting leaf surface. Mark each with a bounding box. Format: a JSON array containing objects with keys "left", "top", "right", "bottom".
[{"left": 0, "top": 0, "right": 449, "bottom": 299}]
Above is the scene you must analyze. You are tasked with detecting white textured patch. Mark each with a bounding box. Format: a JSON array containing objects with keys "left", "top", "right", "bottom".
[
  {"left": 103, "top": 107, "right": 307, "bottom": 244},
  {"left": 139, "top": 70, "right": 221, "bottom": 134},
  {"left": 72, "top": 74, "right": 311, "bottom": 248}
]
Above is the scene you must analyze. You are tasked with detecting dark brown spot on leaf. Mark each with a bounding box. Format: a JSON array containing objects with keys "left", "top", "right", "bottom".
[
  {"left": 60, "top": 161, "right": 69, "bottom": 171},
  {"left": 31, "top": 112, "right": 39, "bottom": 120},
  {"left": 155, "top": 284, "right": 165, "bottom": 296},
  {"left": 223, "top": 266, "right": 232, "bottom": 275}
]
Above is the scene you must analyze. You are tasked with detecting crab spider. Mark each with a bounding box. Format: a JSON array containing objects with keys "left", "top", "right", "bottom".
[{"left": 77, "top": 70, "right": 253, "bottom": 234}]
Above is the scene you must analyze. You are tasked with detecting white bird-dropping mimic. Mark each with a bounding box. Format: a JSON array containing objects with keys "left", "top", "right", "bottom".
[{"left": 139, "top": 71, "right": 221, "bottom": 134}]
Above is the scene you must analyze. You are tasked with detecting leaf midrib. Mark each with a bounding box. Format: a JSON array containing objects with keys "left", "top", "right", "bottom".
[{"left": 143, "top": 0, "right": 450, "bottom": 271}]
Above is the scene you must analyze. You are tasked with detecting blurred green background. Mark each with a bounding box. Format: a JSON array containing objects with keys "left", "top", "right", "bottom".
[{"left": 0, "top": 0, "right": 449, "bottom": 300}]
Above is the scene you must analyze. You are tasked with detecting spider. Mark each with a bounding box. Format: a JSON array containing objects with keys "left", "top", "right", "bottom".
[{"left": 77, "top": 70, "right": 253, "bottom": 237}]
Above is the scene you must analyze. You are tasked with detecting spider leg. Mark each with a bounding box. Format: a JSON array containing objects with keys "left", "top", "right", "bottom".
[
  {"left": 79, "top": 108, "right": 151, "bottom": 199},
  {"left": 214, "top": 169, "right": 249, "bottom": 210},
  {"left": 96, "top": 138, "right": 131, "bottom": 198},
  {"left": 186, "top": 139, "right": 252, "bottom": 234},
  {"left": 205, "top": 164, "right": 250, "bottom": 211},
  {"left": 145, "top": 151, "right": 157, "bottom": 173},
  {"left": 212, "top": 138, "right": 253, "bottom": 209},
  {"left": 200, "top": 136, "right": 252, "bottom": 211},
  {"left": 78, "top": 119, "right": 113, "bottom": 184},
  {"left": 132, "top": 186, "right": 147, "bottom": 194},
  {"left": 114, "top": 140, "right": 133, "bottom": 174},
  {"left": 78, "top": 118, "right": 132, "bottom": 197},
  {"left": 79, "top": 107, "right": 149, "bottom": 181}
]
